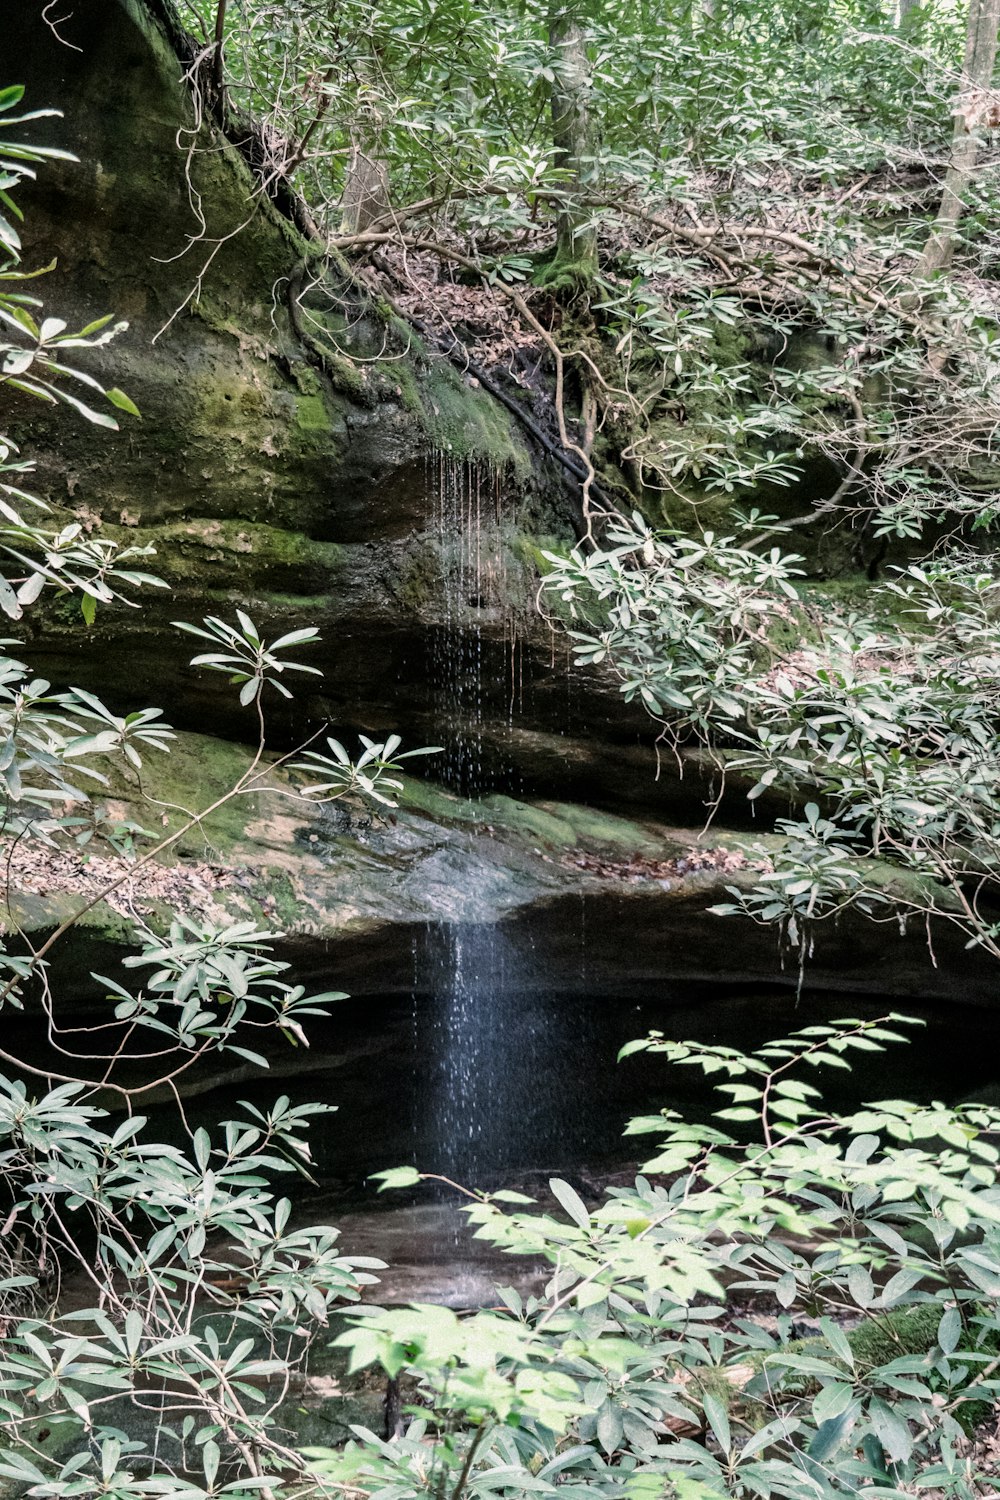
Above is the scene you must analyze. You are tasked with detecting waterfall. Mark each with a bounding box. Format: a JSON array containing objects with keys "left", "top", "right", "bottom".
[
  {"left": 419, "top": 922, "right": 531, "bottom": 1185},
  {"left": 428, "top": 452, "right": 522, "bottom": 799},
  {"left": 415, "top": 455, "right": 527, "bottom": 1192}
]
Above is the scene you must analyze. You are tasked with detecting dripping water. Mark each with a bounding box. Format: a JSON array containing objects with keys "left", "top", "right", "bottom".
[
  {"left": 417, "top": 922, "right": 538, "bottom": 1185},
  {"left": 428, "top": 453, "right": 522, "bottom": 799},
  {"left": 414, "top": 454, "right": 533, "bottom": 1203}
]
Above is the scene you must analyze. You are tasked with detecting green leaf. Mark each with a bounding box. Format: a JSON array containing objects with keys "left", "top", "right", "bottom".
[
  {"left": 618, "top": 1038, "right": 651, "bottom": 1060},
  {"left": 812, "top": 1381, "right": 854, "bottom": 1427},
  {"left": 867, "top": 1396, "right": 913, "bottom": 1464},
  {"left": 549, "top": 1177, "right": 590, "bottom": 1229},
  {"left": 847, "top": 1264, "right": 874, "bottom": 1308},
  {"left": 937, "top": 1304, "right": 961, "bottom": 1355},
  {"left": 819, "top": 1316, "right": 855, "bottom": 1368},
  {"left": 597, "top": 1400, "right": 623, "bottom": 1454},
  {"left": 105, "top": 387, "right": 141, "bottom": 417},
  {"left": 808, "top": 1408, "right": 856, "bottom": 1463},
  {"left": 702, "top": 1392, "right": 730, "bottom": 1455},
  {"left": 370, "top": 1166, "right": 422, "bottom": 1191},
  {"left": 775, "top": 1271, "right": 796, "bottom": 1308}
]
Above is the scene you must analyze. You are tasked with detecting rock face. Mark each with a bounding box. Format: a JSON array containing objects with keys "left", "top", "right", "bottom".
[
  {"left": 2, "top": 1, "right": 877, "bottom": 821},
  {"left": 8, "top": 732, "right": 995, "bottom": 1011},
  {"left": 9, "top": 0, "right": 684, "bottom": 814},
  {"left": 13, "top": 3, "right": 513, "bottom": 518},
  {"left": 4, "top": 0, "right": 996, "bottom": 1026}
]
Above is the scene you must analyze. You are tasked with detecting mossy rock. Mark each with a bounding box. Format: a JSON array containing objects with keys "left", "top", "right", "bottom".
[
  {"left": 742, "top": 1303, "right": 999, "bottom": 1437},
  {"left": 416, "top": 360, "right": 530, "bottom": 470},
  {"left": 478, "top": 794, "right": 580, "bottom": 846},
  {"left": 535, "top": 800, "right": 664, "bottom": 852},
  {"left": 9, "top": 0, "right": 529, "bottom": 557}
]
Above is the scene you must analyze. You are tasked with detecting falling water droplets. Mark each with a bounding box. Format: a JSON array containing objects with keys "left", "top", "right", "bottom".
[{"left": 416, "top": 453, "right": 533, "bottom": 1200}]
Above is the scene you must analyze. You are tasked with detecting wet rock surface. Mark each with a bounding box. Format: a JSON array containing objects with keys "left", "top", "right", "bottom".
[{"left": 7, "top": 730, "right": 996, "bottom": 1014}]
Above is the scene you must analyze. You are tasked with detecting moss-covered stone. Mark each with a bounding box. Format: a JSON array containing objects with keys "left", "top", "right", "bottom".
[
  {"left": 9, "top": 0, "right": 528, "bottom": 537},
  {"left": 294, "top": 391, "right": 335, "bottom": 434},
  {"left": 542, "top": 801, "right": 663, "bottom": 851},
  {"left": 478, "top": 794, "right": 580, "bottom": 846},
  {"left": 747, "top": 1304, "right": 998, "bottom": 1437},
  {"left": 416, "top": 361, "right": 531, "bottom": 471},
  {"left": 8, "top": 723, "right": 993, "bottom": 1012},
  {"left": 394, "top": 541, "right": 445, "bottom": 611},
  {"left": 124, "top": 518, "right": 345, "bottom": 590}
]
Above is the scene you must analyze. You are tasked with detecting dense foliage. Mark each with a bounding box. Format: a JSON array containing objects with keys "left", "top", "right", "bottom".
[
  {"left": 316, "top": 1016, "right": 1000, "bottom": 1500},
  {"left": 1, "top": 5, "right": 999, "bottom": 1500},
  {"left": 541, "top": 515, "right": 1000, "bottom": 975},
  {"left": 0, "top": 94, "right": 433, "bottom": 1500},
  {"left": 171, "top": 0, "right": 1000, "bottom": 531}
]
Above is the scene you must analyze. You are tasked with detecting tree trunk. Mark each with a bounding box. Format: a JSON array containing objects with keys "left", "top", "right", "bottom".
[
  {"left": 340, "top": 56, "right": 390, "bottom": 236},
  {"left": 548, "top": 8, "right": 597, "bottom": 275},
  {"left": 341, "top": 138, "right": 390, "bottom": 235},
  {"left": 917, "top": 0, "right": 1000, "bottom": 278}
]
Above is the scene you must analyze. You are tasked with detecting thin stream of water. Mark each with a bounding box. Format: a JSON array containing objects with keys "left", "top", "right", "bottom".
[{"left": 417, "top": 455, "right": 534, "bottom": 1193}]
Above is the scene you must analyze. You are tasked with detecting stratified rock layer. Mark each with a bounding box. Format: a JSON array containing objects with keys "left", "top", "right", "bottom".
[
  {"left": 7, "top": 732, "right": 994, "bottom": 1009},
  {"left": 4, "top": 1, "right": 995, "bottom": 1018}
]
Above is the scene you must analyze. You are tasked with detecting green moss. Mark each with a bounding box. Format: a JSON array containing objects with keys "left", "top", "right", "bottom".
[
  {"left": 392, "top": 360, "right": 423, "bottom": 416},
  {"left": 391, "top": 775, "right": 475, "bottom": 824},
  {"left": 285, "top": 308, "right": 529, "bottom": 467},
  {"left": 532, "top": 255, "right": 598, "bottom": 300},
  {"left": 256, "top": 869, "right": 302, "bottom": 926},
  {"left": 654, "top": 486, "right": 746, "bottom": 535},
  {"left": 288, "top": 361, "right": 323, "bottom": 398},
  {"left": 418, "top": 360, "right": 529, "bottom": 471},
  {"left": 544, "top": 801, "right": 662, "bottom": 853},
  {"left": 295, "top": 392, "right": 332, "bottom": 434},
  {"left": 129, "top": 732, "right": 265, "bottom": 856},
  {"left": 511, "top": 533, "right": 572, "bottom": 574},
  {"left": 800, "top": 577, "right": 936, "bottom": 632},
  {"left": 395, "top": 543, "right": 444, "bottom": 611},
  {"left": 189, "top": 298, "right": 275, "bottom": 361},
  {"left": 849, "top": 1305, "right": 941, "bottom": 1368},
  {"left": 390, "top": 314, "right": 427, "bottom": 355},
  {"left": 323, "top": 352, "right": 374, "bottom": 405},
  {"left": 106, "top": 518, "right": 344, "bottom": 590},
  {"left": 799, "top": 578, "right": 877, "bottom": 611},
  {"left": 509, "top": 534, "right": 578, "bottom": 623},
  {"left": 479, "top": 794, "right": 579, "bottom": 846},
  {"left": 760, "top": 598, "right": 824, "bottom": 659},
  {"left": 259, "top": 590, "right": 337, "bottom": 612},
  {"left": 188, "top": 370, "right": 272, "bottom": 440},
  {"left": 394, "top": 778, "right": 667, "bottom": 855}
]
